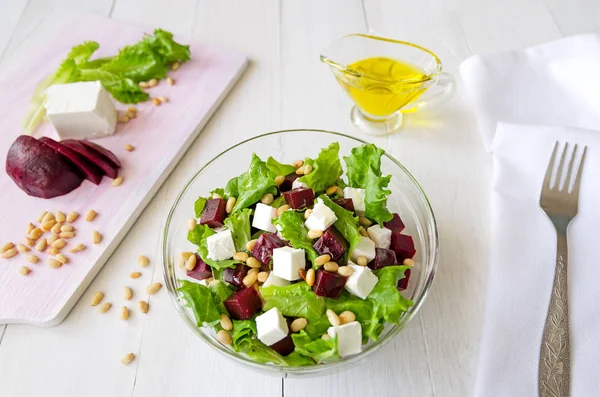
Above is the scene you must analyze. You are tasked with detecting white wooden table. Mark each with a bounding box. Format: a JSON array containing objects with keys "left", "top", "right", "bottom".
[{"left": 0, "top": 1, "right": 598, "bottom": 396}]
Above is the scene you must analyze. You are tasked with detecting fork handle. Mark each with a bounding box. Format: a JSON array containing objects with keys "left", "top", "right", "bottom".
[{"left": 539, "top": 232, "right": 571, "bottom": 397}]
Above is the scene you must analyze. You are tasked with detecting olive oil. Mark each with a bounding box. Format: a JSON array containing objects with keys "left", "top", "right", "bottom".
[{"left": 337, "top": 57, "right": 429, "bottom": 117}]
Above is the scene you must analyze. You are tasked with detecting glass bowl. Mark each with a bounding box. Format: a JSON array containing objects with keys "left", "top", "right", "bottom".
[{"left": 162, "top": 129, "right": 438, "bottom": 377}]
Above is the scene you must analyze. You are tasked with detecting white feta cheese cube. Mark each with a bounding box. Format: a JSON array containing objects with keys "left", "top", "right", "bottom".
[
  {"left": 345, "top": 264, "right": 379, "bottom": 299},
  {"left": 256, "top": 307, "right": 289, "bottom": 346},
  {"left": 292, "top": 179, "right": 308, "bottom": 189},
  {"left": 367, "top": 224, "right": 392, "bottom": 249},
  {"left": 343, "top": 187, "right": 366, "bottom": 215},
  {"left": 305, "top": 198, "right": 338, "bottom": 231},
  {"left": 350, "top": 236, "right": 376, "bottom": 263},
  {"left": 328, "top": 321, "right": 362, "bottom": 357},
  {"left": 206, "top": 229, "right": 236, "bottom": 261},
  {"left": 262, "top": 272, "right": 291, "bottom": 288},
  {"left": 252, "top": 203, "right": 277, "bottom": 233},
  {"left": 272, "top": 246, "right": 306, "bottom": 281},
  {"left": 45, "top": 81, "right": 117, "bottom": 140}
]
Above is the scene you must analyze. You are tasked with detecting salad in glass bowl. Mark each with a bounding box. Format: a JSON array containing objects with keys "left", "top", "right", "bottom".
[{"left": 163, "top": 130, "right": 438, "bottom": 375}]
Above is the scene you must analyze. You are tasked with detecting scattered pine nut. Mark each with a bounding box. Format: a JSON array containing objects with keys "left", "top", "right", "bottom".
[
  {"left": 1, "top": 242, "right": 14, "bottom": 253},
  {"left": 125, "top": 144, "right": 134, "bottom": 152},
  {"left": 172, "top": 62, "right": 180, "bottom": 71},
  {"left": 245, "top": 239, "right": 258, "bottom": 251},
  {"left": 295, "top": 167, "right": 305, "bottom": 175},
  {"left": 67, "top": 211, "right": 79, "bottom": 223},
  {"left": 292, "top": 160, "right": 304, "bottom": 168},
  {"left": 179, "top": 251, "right": 193, "bottom": 267},
  {"left": 139, "top": 81, "right": 150, "bottom": 88},
  {"left": 51, "top": 223, "right": 62, "bottom": 234},
  {"left": 325, "top": 186, "right": 338, "bottom": 196},
  {"left": 41, "top": 219, "right": 56, "bottom": 232},
  {"left": 85, "top": 210, "right": 97, "bottom": 222},
  {"left": 357, "top": 256, "right": 368, "bottom": 267},
  {"left": 111, "top": 177, "right": 124, "bottom": 186},
  {"left": 34, "top": 239, "right": 47, "bottom": 252},
  {"left": 324, "top": 261, "right": 339, "bottom": 272},
  {"left": 233, "top": 252, "right": 249, "bottom": 262},
  {"left": 127, "top": 106, "right": 137, "bottom": 114},
  {"left": 158, "top": 96, "right": 168, "bottom": 103},
  {"left": 322, "top": 334, "right": 331, "bottom": 341},
  {"left": 138, "top": 255, "right": 149, "bottom": 267},
  {"left": 339, "top": 311, "right": 356, "bottom": 324},
  {"left": 243, "top": 271, "right": 258, "bottom": 287},
  {"left": 152, "top": 97, "right": 161, "bottom": 106},
  {"left": 307, "top": 230, "right": 323, "bottom": 239},
  {"left": 29, "top": 228, "right": 43, "bottom": 240},
  {"left": 118, "top": 115, "right": 130, "bottom": 124},
  {"left": 359, "top": 226, "right": 369, "bottom": 237},
  {"left": 403, "top": 258, "right": 415, "bottom": 267},
  {"left": 130, "top": 272, "right": 142, "bottom": 279},
  {"left": 326, "top": 309, "right": 341, "bottom": 326},
  {"left": 167, "top": 77, "right": 175, "bottom": 85},
  {"left": 69, "top": 244, "right": 86, "bottom": 253},
  {"left": 226, "top": 197, "right": 236, "bottom": 214},
  {"left": 217, "top": 330, "right": 232, "bottom": 345},
  {"left": 274, "top": 175, "right": 285, "bottom": 186},
  {"left": 276, "top": 205, "right": 290, "bottom": 216},
  {"left": 185, "top": 254, "right": 197, "bottom": 271},
  {"left": 55, "top": 254, "right": 68, "bottom": 264},
  {"left": 257, "top": 271, "right": 269, "bottom": 283},
  {"left": 24, "top": 237, "right": 35, "bottom": 247},
  {"left": 220, "top": 314, "right": 233, "bottom": 331},
  {"left": 46, "top": 248, "right": 60, "bottom": 256},
  {"left": 61, "top": 224, "right": 74, "bottom": 232},
  {"left": 187, "top": 218, "right": 197, "bottom": 231},
  {"left": 127, "top": 111, "right": 136, "bottom": 119},
  {"left": 246, "top": 257, "right": 261, "bottom": 269},
  {"left": 47, "top": 235, "right": 59, "bottom": 246},
  {"left": 306, "top": 268, "right": 315, "bottom": 287},
  {"left": 315, "top": 254, "right": 331, "bottom": 267},
  {"left": 123, "top": 286, "right": 133, "bottom": 300},
  {"left": 139, "top": 300, "right": 149, "bottom": 313},
  {"left": 303, "top": 164, "right": 313, "bottom": 175},
  {"left": 212, "top": 192, "right": 223, "bottom": 199},
  {"left": 208, "top": 279, "right": 220, "bottom": 287},
  {"left": 304, "top": 209, "right": 313, "bottom": 220},
  {"left": 98, "top": 302, "right": 112, "bottom": 313},
  {"left": 60, "top": 231, "right": 75, "bottom": 239},
  {"left": 338, "top": 266, "right": 354, "bottom": 277},
  {"left": 120, "top": 306, "right": 129, "bottom": 320},
  {"left": 52, "top": 239, "right": 66, "bottom": 249},
  {"left": 298, "top": 269, "right": 307, "bottom": 281},
  {"left": 260, "top": 193, "right": 274, "bottom": 205},
  {"left": 26, "top": 254, "right": 39, "bottom": 264},
  {"left": 18, "top": 266, "right": 31, "bottom": 276},
  {"left": 91, "top": 292, "right": 104, "bottom": 306},
  {"left": 359, "top": 216, "right": 373, "bottom": 227},
  {"left": 16, "top": 244, "right": 30, "bottom": 253},
  {"left": 27, "top": 223, "right": 35, "bottom": 234},
  {"left": 92, "top": 231, "right": 102, "bottom": 244},
  {"left": 38, "top": 211, "right": 48, "bottom": 223},
  {"left": 149, "top": 78, "right": 158, "bottom": 87},
  {"left": 55, "top": 211, "right": 66, "bottom": 223},
  {"left": 291, "top": 318, "right": 308, "bottom": 333},
  {"left": 1, "top": 248, "right": 17, "bottom": 259},
  {"left": 41, "top": 212, "right": 55, "bottom": 224},
  {"left": 146, "top": 282, "right": 162, "bottom": 294}
]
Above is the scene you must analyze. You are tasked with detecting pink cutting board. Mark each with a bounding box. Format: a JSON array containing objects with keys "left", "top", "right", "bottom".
[{"left": 0, "top": 14, "right": 247, "bottom": 326}]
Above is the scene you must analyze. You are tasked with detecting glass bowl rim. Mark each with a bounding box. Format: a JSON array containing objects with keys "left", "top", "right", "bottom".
[{"left": 162, "top": 128, "right": 439, "bottom": 374}]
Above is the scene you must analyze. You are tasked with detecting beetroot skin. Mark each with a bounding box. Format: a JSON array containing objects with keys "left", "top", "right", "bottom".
[
  {"left": 61, "top": 139, "right": 119, "bottom": 178},
  {"left": 39, "top": 137, "right": 104, "bottom": 185},
  {"left": 6, "top": 135, "right": 83, "bottom": 198}
]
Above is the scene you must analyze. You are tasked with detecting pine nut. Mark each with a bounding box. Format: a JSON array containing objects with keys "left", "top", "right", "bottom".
[
  {"left": 61, "top": 224, "right": 74, "bottom": 232},
  {"left": 1, "top": 248, "right": 17, "bottom": 259},
  {"left": 357, "top": 256, "right": 368, "bottom": 267},
  {"left": 127, "top": 106, "right": 137, "bottom": 114},
  {"left": 92, "top": 231, "right": 102, "bottom": 244},
  {"left": 233, "top": 252, "right": 249, "bottom": 262},
  {"left": 292, "top": 160, "right": 304, "bottom": 168},
  {"left": 146, "top": 282, "right": 162, "bottom": 294},
  {"left": 158, "top": 96, "right": 168, "bottom": 103},
  {"left": 111, "top": 177, "right": 124, "bottom": 186},
  {"left": 291, "top": 318, "right": 308, "bottom": 332},
  {"left": 246, "top": 257, "right": 261, "bottom": 268},
  {"left": 359, "top": 226, "right": 369, "bottom": 237},
  {"left": 1, "top": 242, "right": 14, "bottom": 253},
  {"left": 325, "top": 186, "right": 338, "bottom": 196},
  {"left": 16, "top": 244, "right": 30, "bottom": 253},
  {"left": 245, "top": 239, "right": 258, "bottom": 251},
  {"left": 303, "top": 164, "right": 313, "bottom": 175},
  {"left": 149, "top": 78, "right": 158, "bottom": 87},
  {"left": 18, "top": 266, "right": 31, "bottom": 275},
  {"left": 60, "top": 231, "right": 75, "bottom": 239},
  {"left": 85, "top": 210, "right": 97, "bottom": 222},
  {"left": 41, "top": 220, "right": 56, "bottom": 231},
  {"left": 257, "top": 271, "right": 269, "bottom": 283},
  {"left": 220, "top": 314, "right": 233, "bottom": 331},
  {"left": 298, "top": 269, "right": 306, "bottom": 280},
  {"left": 24, "top": 237, "right": 35, "bottom": 247},
  {"left": 38, "top": 211, "right": 48, "bottom": 223},
  {"left": 167, "top": 77, "right": 175, "bottom": 85},
  {"left": 91, "top": 292, "right": 104, "bottom": 306},
  {"left": 139, "top": 300, "right": 149, "bottom": 313},
  {"left": 243, "top": 271, "right": 258, "bottom": 287},
  {"left": 217, "top": 330, "right": 232, "bottom": 345},
  {"left": 120, "top": 306, "right": 129, "bottom": 320},
  {"left": 130, "top": 272, "right": 142, "bottom": 279},
  {"left": 67, "top": 211, "right": 79, "bottom": 223},
  {"left": 69, "top": 243, "right": 86, "bottom": 253},
  {"left": 42, "top": 212, "right": 55, "bottom": 224},
  {"left": 324, "top": 262, "right": 339, "bottom": 272},
  {"left": 403, "top": 258, "right": 415, "bottom": 267},
  {"left": 123, "top": 287, "right": 133, "bottom": 300},
  {"left": 152, "top": 97, "right": 161, "bottom": 106},
  {"left": 55, "top": 254, "right": 68, "bottom": 264},
  {"left": 172, "top": 62, "right": 180, "bottom": 71},
  {"left": 99, "top": 302, "right": 112, "bottom": 313},
  {"left": 47, "top": 235, "right": 58, "bottom": 245},
  {"left": 304, "top": 209, "right": 312, "bottom": 220},
  {"left": 139, "top": 81, "right": 150, "bottom": 88},
  {"left": 138, "top": 255, "right": 149, "bottom": 267},
  {"left": 55, "top": 211, "right": 66, "bottom": 223},
  {"left": 274, "top": 175, "right": 285, "bottom": 186},
  {"left": 306, "top": 268, "right": 315, "bottom": 287},
  {"left": 276, "top": 205, "right": 290, "bottom": 216},
  {"left": 338, "top": 266, "right": 354, "bottom": 277},
  {"left": 34, "top": 239, "right": 47, "bottom": 252},
  {"left": 315, "top": 254, "right": 331, "bottom": 267},
  {"left": 179, "top": 251, "right": 193, "bottom": 267},
  {"left": 51, "top": 223, "right": 62, "bottom": 234},
  {"left": 187, "top": 218, "right": 197, "bottom": 231},
  {"left": 29, "top": 228, "right": 43, "bottom": 240},
  {"left": 208, "top": 279, "right": 220, "bottom": 287},
  {"left": 185, "top": 254, "right": 197, "bottom": 271},
  {"left": 125, "top": 144, "right": 134, "bottom": 152},
  {"left": 52, "top": 239, "right": 66, "bottom": 249},
  {"left": 339, "top": 311, "right": 356, "bottom": 324},
  {"left": 46, "top": 247, "right": 60, "bottom": 255},
  {"left": 212, "top": 192, "right": 223, "bottom": 199},
  {"left": 260, "top": 193, "right": 274, "bottom": 205},
  {"left": 336, "top": 187, "right": 344, "bottom": 196},
  {"left": 307, "top": 230, "right": 323, "bottom": 239},
  {"left": 295, "top": 167, "right": 305, "bottom": 175},
  {"left": 226, "top": 197, "right": 236, "bottom": 214},
  {"left": 326, "top": 309, "right": 341, "bottom": 326},
  {"left": 26, "top": 254, "right": 38, "bottom": 264},
  {"left": 321, "top": 334, "right": 331, "bottom": 341},
  {"left": 359, "top": 216, "right": 372, "bottom": 227},
  {"left": 27, "top": 223, "right": 35, "bottom": 234}
]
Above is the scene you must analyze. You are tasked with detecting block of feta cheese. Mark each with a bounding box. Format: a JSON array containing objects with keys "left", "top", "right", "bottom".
[
  {"left": 252, "top": 203, "right": 277, "bottom": 233},
  {"left": 328, "top": 321, "right": 362, "bottom": 357},
  {"left": 256, "top": 307, "right": 289, "bottom": 346},
  {"left": 350, "top": 236, "right": 376, "bottom": 263},
  {"left": 272, "top": 246, "right": 306, "bottom": 281},
  {"left": 44, "top": 81, "right": 117, "bottom": 140},
  {"left": 206, "top": 229, "right": 236, "bottom": 261},
  {"left": 345, "top": 264, "right": 379, "bottom": 299},
  {"left": 292, "top": 179, "right": 308, "bottom": 190},
  {"left": 305, "top": 198, "right": 338, "bottom": 231},
  {"left": 262, "top": 272, "right": 291, "bottom": 288},
  {"left": 367, "top": 224, "right": 392, "bottom": 249},
  {"left": 343, "top": 187, "right": 366, "bottom": 215}
]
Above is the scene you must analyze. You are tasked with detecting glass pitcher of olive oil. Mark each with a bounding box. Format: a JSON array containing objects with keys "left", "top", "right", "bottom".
[{"left": 321, "top": 34, "right": 454, "bottom": 135}]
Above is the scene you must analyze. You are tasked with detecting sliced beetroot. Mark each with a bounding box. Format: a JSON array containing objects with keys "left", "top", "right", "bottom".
[
  {"left": 187, "top": 254, "right": 213, "bottom": 281},
  {"left": 333, "top": 198, "right": 354, "bottom": 213},
  {"left": 39, "top": 137, "right": 104, "bottom": 185},
  {"left": 6, "top": 135, "right": 84, "bottom": 198},
  {"left": 313, "top": 227, "right": 348, "bottom": 261},
  {"left": 200, "top": 198, "right": 227, "bottom": 228},
  {"left": 397, "top": 268, "right": 412, "bottom": 291},
  {"left": 223, "top": 287, "right": 262, "bottom": 320},
  {"left": 384, "top": 213, "right": 406, "bottom": 233},
  {"left": 251, "top": 233, "right": 286, "bottom": 265},
  {"left": 223, "top": 263, "right": 249, "bottom": 288},
  {"left": 270, "top": 335, "right": 295, "bottom": 356},
  {"left": 279, "top": 173, "right": 299, "bottom": 193},
  {"left": 370, "top": 248, "right": 397, "bottom": 270},
  {"left": 80, "top": 140, "right": 121, "bottom": 168},
  {"left": 312, "top": 270, "right": 347, "bottom": 299},
  {"left": 283, "top": 187, "right": 314, "bottom": 210},
  {"left": 61, "top": 139, "right": 119, "bottom": 178},
  {"left": 390, "top": 233, "right": 416, "bottom": 261}
]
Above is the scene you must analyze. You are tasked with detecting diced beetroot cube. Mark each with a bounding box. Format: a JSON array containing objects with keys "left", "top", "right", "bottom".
[
  {"left": 283, "top": 187, "right": 314, "bottom": 210},
  {"left": 384, "top": 213, "right": 406, "bottom": 233},
  {"left": 333, "top": 198, "right": 355, "bottom": 212},
  {"left": 312, "top": 270, "right": 347, "bottom": 299},
  {"left": 223, "top": 287, "right": 262, "bottom": 320},
  {"left": 390, "top": 233, "right": 416, "bottom": 261},
  {"left": 223, "top": 263, "right": 249, "bottom": 288},
  {"left": 270, "top": 335, "right": 295, "bottom": 356},
  {"left": 313, "top": 227, "right": 348, "bottom": 261},
  {"left": 279, "top": 173, "right": 299, "bottom": 192},
  {"left": 187, "top": 254, "right": 213, "bottom": 281},
  {"left": 200, "top": 198, "right": 227, "bottom": 228},
  {"left": 370, "top": 248, "right": 397, "bottom": 270},
  {"left": 397, "top": 268, "right": 412, "bottom": 291},
  {"left": 251, "top": 233, "right": 286, "bottom": 265}
]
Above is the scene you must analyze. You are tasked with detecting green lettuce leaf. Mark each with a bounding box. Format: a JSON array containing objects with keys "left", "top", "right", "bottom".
[
  {"left": 343, "top": 144, "right": 393, "bottom": 225},
  {"left": 266, "top": 157, "right": 296, "bottom": 176},
  {"left": 230, "top": 320, "right": 257, "bottom": 351},
  {"left": 325, "top": 291, "right": 381, "bottom": 341},
  {"left": 260, "top": 282, "right": 325, "bottom": 322},
  {"left": 187, "top": 225, "right": 238, "bottom": 270},
  {"left": 209, "top": 281, "right": 234, "bottom": 314},
  {"left": 224, "top": 154, "right": 277, "bottom": 212},
  {"left": 67, "top": 41, "right": 100, "bottom": 64},
  {"left": 223, "top": 209, "right": 252, "bottom": 252},
  {"left": 270, "top": 195, "right": 287, "bottom": 208},
  {"left": 79, "top": 68, "right": 149, "bottom": 103},
  {"left": 319, "top": 195, "right": 362, "bottom": 260},
  {"left": 298, "top": 142, "right": 343, "bottom": 193},
  {"left": 100, "top": 44, "right": 168, "bottom": 82},
  {"left": 177, "top": 280, "right": 222, "bottom": 325},
  {"left": 292, "top": 331, "right": 338, "bottom": 363},
  {"left": 273, "top": 211, "right": 318, "bottom": 266},
  {"left": 141, "top": 28, "right": 191, "bottom": 64},
  {"left": 194, "top": 197, "right": 207, "bottom": 218},
  {"left": 369, "top": 266, "right": 413, "bottom": 324}
]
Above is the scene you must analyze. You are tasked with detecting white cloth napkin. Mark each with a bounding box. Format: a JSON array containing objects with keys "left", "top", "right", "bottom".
[{"left": 459, "top": 35, "right": 600, "bottom": 396}]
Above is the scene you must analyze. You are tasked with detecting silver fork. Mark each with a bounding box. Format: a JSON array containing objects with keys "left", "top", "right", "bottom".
[{"left": 538, "top": 142, "right": 587, "bottom": 397}]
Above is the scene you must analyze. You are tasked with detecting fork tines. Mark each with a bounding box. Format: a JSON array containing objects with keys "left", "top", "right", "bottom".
[{"left": 542, "top": 142, "right": 587, "bottom": 194}]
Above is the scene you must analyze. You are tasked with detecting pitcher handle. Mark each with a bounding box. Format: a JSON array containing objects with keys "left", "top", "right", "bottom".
[{"left": 408, "top": 72, "right": 455, "bottom": 110}]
